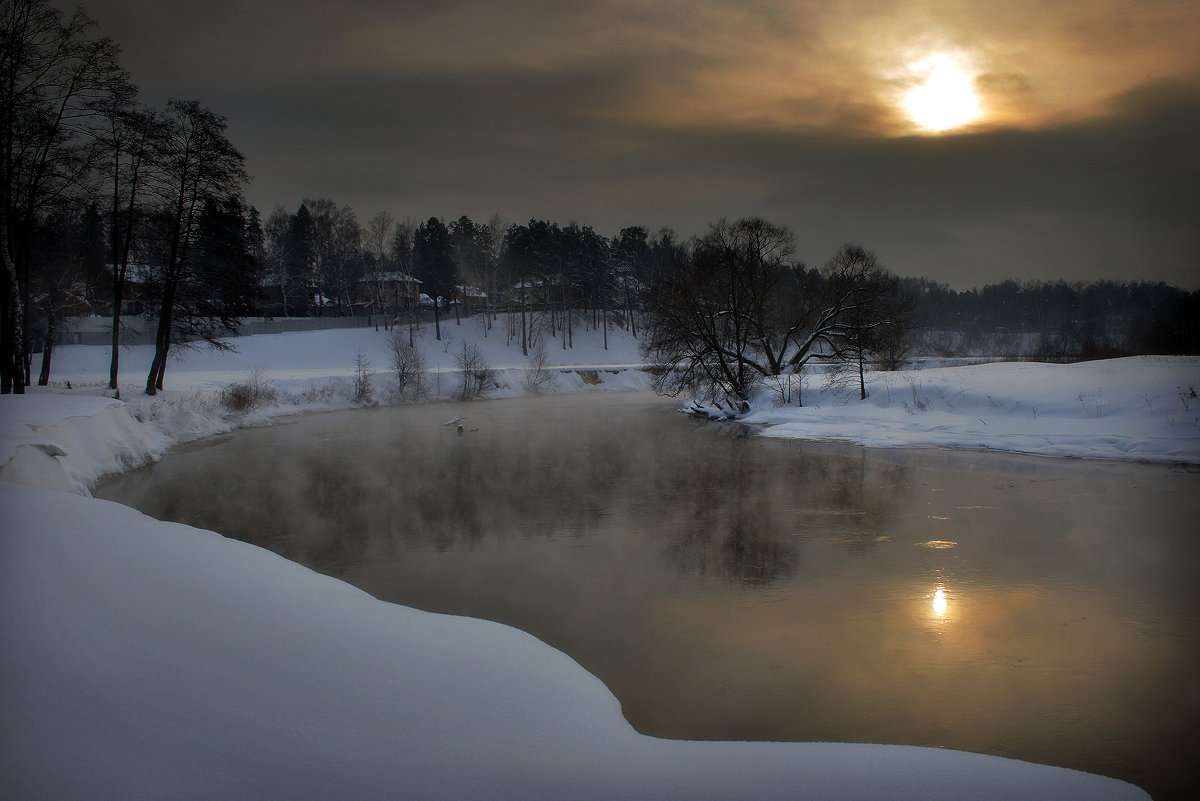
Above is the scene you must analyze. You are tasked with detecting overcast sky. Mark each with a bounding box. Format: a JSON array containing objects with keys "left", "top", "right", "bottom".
[{"left": 82, "top": 0, "right": 1198, "bottom": 289}]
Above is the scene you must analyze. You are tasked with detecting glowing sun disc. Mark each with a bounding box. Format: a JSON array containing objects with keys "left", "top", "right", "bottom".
[{"left": 905, "top": 55, "right": 980, "bottom": 131}]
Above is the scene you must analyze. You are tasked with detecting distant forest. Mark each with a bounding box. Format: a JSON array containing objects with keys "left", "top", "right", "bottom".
[
  {"left": 2, "top": 0, "right": 1196, "bottom": 396},
  {"left": 901, "top": 276, "right": 1199, "bottom": 359},
  {"left": 35, "top": 196, "right": 1200, "bottom": 357},
  {"left": 30, "top": 199, "right": 1200, "bottom": 341}
]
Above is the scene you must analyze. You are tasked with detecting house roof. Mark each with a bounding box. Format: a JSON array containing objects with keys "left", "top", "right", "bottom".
[{"left": 355, "top": 271, "right": 422, "bottom": 285}]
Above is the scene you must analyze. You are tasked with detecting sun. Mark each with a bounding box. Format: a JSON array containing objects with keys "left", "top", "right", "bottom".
[{"left": 904, "top": 54, "right": 981, "bottom": 132}]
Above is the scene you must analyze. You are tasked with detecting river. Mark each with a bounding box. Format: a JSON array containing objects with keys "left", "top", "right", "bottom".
[{"left": 97, "top": 392, "right": 1200, "bottom": 800}]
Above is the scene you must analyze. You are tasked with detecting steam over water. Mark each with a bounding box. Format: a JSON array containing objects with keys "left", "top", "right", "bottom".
[{"left": 99, "top": 392, "right": 1200, "bottom": 801}]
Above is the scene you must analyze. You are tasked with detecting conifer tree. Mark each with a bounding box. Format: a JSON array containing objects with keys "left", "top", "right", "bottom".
[{"left": 412, "top": 216, "right": 454, "bottom": 340}]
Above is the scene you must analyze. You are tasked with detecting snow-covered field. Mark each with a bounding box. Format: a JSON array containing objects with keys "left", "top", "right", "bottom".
[{"left": 3, "top": 319, "right": 1187, "bottom": 800}]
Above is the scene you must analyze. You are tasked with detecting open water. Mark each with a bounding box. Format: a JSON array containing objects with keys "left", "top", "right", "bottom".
[{"left": 98, "top": 392, "right": 1200, "bottom": 800}]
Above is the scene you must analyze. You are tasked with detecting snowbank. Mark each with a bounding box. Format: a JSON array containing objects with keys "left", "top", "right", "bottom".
[
  {"left": 739, "top": 356, "right": 1200, "bottom": 465},
  {"left": 0, "top": 324, "right": 1159, "bottom": 799}
]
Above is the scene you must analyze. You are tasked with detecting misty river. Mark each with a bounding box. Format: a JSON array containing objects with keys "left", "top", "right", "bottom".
[{"left": 97, "top": 392, "right": 1200, "bottom": 800}]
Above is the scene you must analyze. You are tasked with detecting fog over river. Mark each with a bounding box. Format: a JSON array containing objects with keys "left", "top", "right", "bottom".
[{"left": 98, "top": 392, "right": 1200, "bottom": 801}]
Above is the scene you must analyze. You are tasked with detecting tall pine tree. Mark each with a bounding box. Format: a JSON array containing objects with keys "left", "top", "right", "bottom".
[{"left": 412, "top": 216, "right": 454, "bottom": 340}]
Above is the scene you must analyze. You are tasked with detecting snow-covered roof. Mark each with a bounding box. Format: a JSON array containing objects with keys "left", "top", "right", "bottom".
[{"left": 356, "top": 272, "right": 421, "bottom": 285}]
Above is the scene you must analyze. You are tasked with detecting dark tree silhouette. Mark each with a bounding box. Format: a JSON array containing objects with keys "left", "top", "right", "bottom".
[
  {"left": 143, "top": 99, "right": 248, "bottom": 395},
  {"left": 1, "top": 0, "right": 130, "bottom": 392},
  {"left": 412, "top": 216, "right": 454, "bottom": 340},
  {"left": 643, "top": 219, "right": 909, "bottom": 411}
]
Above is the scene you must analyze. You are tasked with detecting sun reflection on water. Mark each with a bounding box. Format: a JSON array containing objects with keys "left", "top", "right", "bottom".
[{"left": 931, "top": 584, "right": 949, "bottom": 617}]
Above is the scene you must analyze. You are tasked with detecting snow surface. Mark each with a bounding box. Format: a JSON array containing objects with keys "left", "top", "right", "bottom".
[
  {"left": 0, "top": 321, "right": 1171, "bottom": 800},
  {"left": 45, "top": 320, "right": 650, "bottom": 394},
  {"left": 739, "top": 356, "right": 1200, "bottom": 465}
]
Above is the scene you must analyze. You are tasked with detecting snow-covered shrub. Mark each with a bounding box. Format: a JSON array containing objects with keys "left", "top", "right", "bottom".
[
  {"left": 221, "top": 367, "right": 278, "bottom": 412},
  {"left": 352, "top": 351, "right": 375, "bottom": 404},
  {"left": 523, "top": 341, "right": 553, "bottom": 394},
  {"left": 386, "top": 330, "right": 427, "bottom": 402},
  {"left": 1180, "top": 384, "right": 1197, "bottom": 411},
  {"left": 455, "top": 342, "right": 494, "bottom": 400},
  {"left": 765, "top": 373, "right": 801, "bottom": 406},
  {"left": 903, "top": 379, "right": 929, "bottom": 413}
]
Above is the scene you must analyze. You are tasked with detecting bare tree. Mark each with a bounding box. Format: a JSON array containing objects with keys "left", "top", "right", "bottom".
[
  {"left": 454, "top": 340, "right": 493, "bottom": 400},
  {"left": 642, "top": 219, "right": 908, "bottom": 411},
  {"left": 1, "top": 0, "right": 129, "bottom": 392},
  {"left": 262, "top": 203, "right": 294, "bottom": 317},
  {"left": 303, "top": 197, "right": 361, "bottom": 314},
  {"left": 522, "top": 339, "right": 553, "bottom": 393},
  {"left": 364, "top": 210, "right": 393, "bottom": 329},
  {"left": 390, "top": 216, "right": 418, "bottom": 345},
  {"left": 100, "top": 102, "right": 156, "bottom": 392},
  {"left": 32, "top": 201, "right": 101, "bottom": 384},
  {"left": 143, "top": 99, "right": 248, "bottom": 395},
  {"left": 818, "top": 244, "right": 908, "bottom": 399},
  {"left": 642, "top": 217, "right": 798, "bottom": 410},
  {"left": 386, "top": 327, "right": 426, "bottom": 401}
]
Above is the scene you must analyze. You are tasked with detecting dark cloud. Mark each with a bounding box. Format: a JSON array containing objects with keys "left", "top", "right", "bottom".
[
  {"left": 80, "top": 0, "right": 1200, "bottom": 289},
  {"left": 644, "top": 82, "right": 1200, "bottom": 286}
]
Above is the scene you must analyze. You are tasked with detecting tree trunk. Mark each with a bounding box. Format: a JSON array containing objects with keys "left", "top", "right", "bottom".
[
  {"left": 37, "top": 308, "right": 56, "bottom": 386},
  {"left": 146, "top": 281, "right": 176, "bottom": 395},
  {"left": 433, "top": 297, "right": 441, "bottom": 341},
  {"left": 109, "top": 132, "right": 143, "bottom": 393},
  {"left": 521, "top": 294, "right": 528, "bottom": 357},
  {"left": 19, "top": 249, "right": 31, "bottom": 388},
  {"left": 858, "top": 346, "right": 867, "bottom": 400},
  {"left": 625, "top": 279, "right": 637, "bottom": 339},
  {"left": 1, "top": 215, "right": 25, "bottom": 394},
  {"left": 108, "top": 311, "right": 120, "bottom": 396},
  {"left": 109, "top": 270, "right": 123, "bottom": 390}
]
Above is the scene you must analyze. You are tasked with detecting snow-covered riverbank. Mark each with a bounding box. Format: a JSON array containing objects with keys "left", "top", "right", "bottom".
[
  {"left": 740, "top": 355, "right": 1200, "bottom": 464},
  {"left": 1, "top": 323, "right": 652, "bottom": 493},
  {"left": 1, "top": 323, "right": 1173, "bottom": 800}
]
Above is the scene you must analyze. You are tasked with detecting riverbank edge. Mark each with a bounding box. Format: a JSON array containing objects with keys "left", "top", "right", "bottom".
[{"left": 0, "top": 364, "right": 655, "bottom": 496}]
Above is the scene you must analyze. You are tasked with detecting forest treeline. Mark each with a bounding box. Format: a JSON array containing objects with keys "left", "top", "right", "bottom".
[
  {"left": 2, "top": 0, "right": 1196, "bottom": 397},
  {"left": 901, "top": 276, "right": 1200, "bottom": 359}
]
